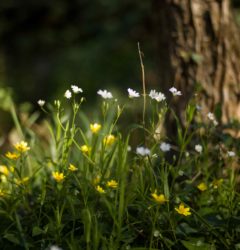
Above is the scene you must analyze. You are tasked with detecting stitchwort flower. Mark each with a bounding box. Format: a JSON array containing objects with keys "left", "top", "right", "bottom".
[
  {"left": 38, "top": 99, "right": 45, "bottom": 107},
  {"left": 97, "top": 89, "right": 113, "bottom": 99},
  {"left": 195, "top": 144, "right": 203, "bottom": 153},
  {"left": 64, "top": 90, "right": 72, "bottom": 99},
  {"left": 149, "top": 90, "right": 166, "bottom": 102},
  {"left": 71, "top": 85, "right": 83, "bottom": 94},
  {"left": 128, "top": 88, "right": 140, "bottom": 98},
  {"left": 136, "top": 146, "right": 150, "bottom": 156},
  {"left": 169, "top": 87, "right": 182, "bottom": 96},
  {"left": 160, "top": 142, "right": 171, "bottom": 152}
]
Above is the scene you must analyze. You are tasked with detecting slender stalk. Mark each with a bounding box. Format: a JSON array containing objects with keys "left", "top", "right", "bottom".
[{"left": 138, "top": 42, "right": 146, "bottom": 131}]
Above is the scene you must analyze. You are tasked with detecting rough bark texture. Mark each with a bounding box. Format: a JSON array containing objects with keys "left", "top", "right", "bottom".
[{"left": 153, "top": 0, "right": 240, "bottom": 124}]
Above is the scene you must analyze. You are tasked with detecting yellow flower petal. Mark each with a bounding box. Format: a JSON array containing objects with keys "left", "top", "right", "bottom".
[{"left": 90, "top": 123, "right": 102, "bottom": 134}]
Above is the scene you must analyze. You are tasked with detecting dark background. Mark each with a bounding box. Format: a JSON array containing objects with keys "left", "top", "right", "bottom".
[{"left": 0, "top": 0, "right": 239, "bottom": 103}]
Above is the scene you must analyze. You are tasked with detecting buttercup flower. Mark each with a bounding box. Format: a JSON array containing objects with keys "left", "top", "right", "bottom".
[
  {"left": 92, "top": 175, "right": 101, "bottom": 185},
  {"left": 38, "top": 99, "right": 45, "bottom": 107},
  {"left": 52, "top": 171, "right": 65, "bottom": 183},
  {"left": 103, "top": 135, "right": 116, "bottom": 146},
  {"left": 97, "top": 89, "right": 113, "bottom": 99},
  {"left": 5, "top": 152, "right": 20, "bottom": 160},
  {"left": 0, "top": 165, "right": 9, "bottom": 176},
  {"left": 151, "top": 191, "right": 168, "bottom": 204},
  {"left": 71, "top": 85, "right": 83, "bottom": 94},
  {"left": 197, "top": 182, "right": 207, "bottom": 191},
  {"left": 68, "top": 164, "right": 78, "bottom": 172},
  {"left": 80, "top": 145, "right": 91, "bottom": 154},
  {"left": 128, "top": 88, "right": 140, "bottom": 98},
  {"left": 64, "top": 90, "right": 72, "bottom": 99},
  {"left": 136, "top": 146, "right": 150, "bottom": 156},
  {"left": 160, "top": 142, "right": 171, "bottom": 152},
  {"left": 149, "top": 90, "right": 166, "bottom": 102},
  {"left": 195, "top": 144, "right": 203, "bottom": 153},
  {"left": 90, "top": 123, "right": 101, "bottom": 134},
  {"left": 212, "top": 179, "right": 223, "bottom": 189},
  {"left": 175, "top": 203, "right": 191, "bottom": 216},
  {"left": 14, "top": 141, "right": 30, "bottom": 153},
  {"left": 15, "top": 177, "right": 29, "bottom": 185},
  {"left": 96, "top": 185, "right": 105, "bottom": 194},
  {"left": 0, "top": 189, "right": 5, "bottom": 197},
  {"left": 107, "top": 180, "right": 118, "bottom": 189},
  {"left": 169, "top": 87, "right": 182, "bottom": 96}
]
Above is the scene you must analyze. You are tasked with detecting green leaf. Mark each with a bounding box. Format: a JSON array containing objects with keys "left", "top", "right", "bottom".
[
  {"left": 181, "top": 240, "right": 216, "bottom": 250},
  {"left": 32, "top": 226, "right": 44, "bottom": 236},
  {"left": 3, "top": 233, "right": 20, "bottom": 245}
]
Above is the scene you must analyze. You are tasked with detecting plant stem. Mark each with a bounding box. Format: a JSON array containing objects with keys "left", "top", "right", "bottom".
[{"left": 138, "top": 42, "right": 146, "bottom": 133}]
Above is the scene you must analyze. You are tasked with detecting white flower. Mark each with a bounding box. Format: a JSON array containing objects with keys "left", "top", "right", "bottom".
[
  {"left": 97, "top": 89, "right": 113, "bottom": 99},
  {"left": 195, "top": 144, "right": 203, "bottom": 153},
  {"left": 50, "top": 246, "right": 62, "bottom": 250},
  {"left": 169, "top": 87, "right": 182, "bottom": 96},
  {"left": 71, "top": 85, "right": 83, "bottom": 93},
  {"left": 149, "top": 90, "right": 166, "bottom": 102},
  {"left": 227, "top": 151, "right": 236, "bottom": 157},
  {"left": 153, "top": 230, "right": 160, "bottom": 237},
  {"left": 38, "top": 99, "right": 45, "bottom": 107},
  {"left": 196, "top": 105, "right": 202, "bottom": 111},
  {"left": 136, "top": 146, "right": 150, "bottom": 156},
  {"left": 160, "top": 142, "right": 171, "bottom": 152},
  {"left": 128, "top": 88, "right": 140, "bottom": 98},
  {"left": 207, "top": 112, "right": 215, "bottom": 121},
  {"left": 207, "top": 112, "right": 218, "bottom": 126},
  {"left": 127, "top": 146, "right": 132, "bottom": 152},
  {"left": 64, "top": 90, "right": 72, "bottom": 99}
]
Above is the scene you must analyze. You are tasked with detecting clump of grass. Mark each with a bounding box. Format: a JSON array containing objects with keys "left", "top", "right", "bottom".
[{"left": 0, "top": 84, "right": 239, "bottom": 250}]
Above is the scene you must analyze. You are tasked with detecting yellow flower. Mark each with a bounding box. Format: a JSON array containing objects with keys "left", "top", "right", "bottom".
[
  {"left": 80, "top": 145, "right": 91, "bottom": 154},
  {"left": 175, "top": 203, "right": 191, "bottom": 216},
  {"left": 52, "top": 171, "right": 65, "bottom": 183},
  {"left": 15, "top": 177, "right": 29, "bottom": 185},
  {"left": 212, "top": 179, "right": 223, "bottom": 189},
  {"left": 14, "top": 141, "right": 30, "bottom": 153},
  {"left": 103, "top": 134, "right": 116, "bottom": 146},
  {"left": 0, "top": 189, "right": 5, "bottom": 197},
  {"left": 5, "top": 152, "right": 20, "bottom": 160},
  {"left": 92, "top": 175, "right": 101, "bottom": 185},
  {"left": 0, "top": 165, "right": 9, "bottom": 176},
  {"left": 90, "top": 123, "right": 102, "bottom": 134},
  {"left": 68, "top": 164, "right": 78, "bottom": 172},
  {"left": 107, "top": 180, "right": 118, "bottom": 189},
  {"left": 197, "top": 182, "right": 207, "bottom": 192},
  {"left": 151, "top": 191, "right": 168, "bottom": 204},
  {"left": 96, "top": 185, "right": 105, "bottom": 194}
]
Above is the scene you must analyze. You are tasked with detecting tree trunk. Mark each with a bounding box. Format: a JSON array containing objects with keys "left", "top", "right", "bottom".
[{"left": 153, "top": 0, "right": 240, "bottom": 124}]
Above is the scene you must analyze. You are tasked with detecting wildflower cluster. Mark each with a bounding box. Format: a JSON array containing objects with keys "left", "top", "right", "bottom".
[{"left": 0, "top": 84, "right": 239, "bottom": 250}]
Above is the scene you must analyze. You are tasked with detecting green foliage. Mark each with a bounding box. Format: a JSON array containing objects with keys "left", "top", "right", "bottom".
[{"left": 0, "top": 87, "right": 240, "bottom": 249}]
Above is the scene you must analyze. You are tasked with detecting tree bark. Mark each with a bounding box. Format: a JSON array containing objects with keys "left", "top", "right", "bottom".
[{"left": 153, "top": 0, "right": 240, "bottom": 124}]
